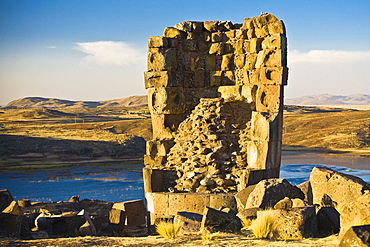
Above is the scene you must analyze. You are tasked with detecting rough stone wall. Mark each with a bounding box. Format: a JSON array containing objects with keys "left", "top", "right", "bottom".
[{"left": 144, "top": 13, "right": 288, "bottom": 193}]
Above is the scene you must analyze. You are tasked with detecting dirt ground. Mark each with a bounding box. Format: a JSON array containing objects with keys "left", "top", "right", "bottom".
[{"left": 0, "top": 232, "right": 339, "bottom": 247}]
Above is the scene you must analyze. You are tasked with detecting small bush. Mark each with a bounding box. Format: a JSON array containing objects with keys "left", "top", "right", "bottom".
[
  {"left": 250, "top": 211, "right": 276, "bottom": 239},
  {"left": 155, "top": 221, "right": 182, "bottom": 239}
]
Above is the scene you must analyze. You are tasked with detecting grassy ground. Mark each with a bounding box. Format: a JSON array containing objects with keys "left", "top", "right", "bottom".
[{"left": 0, "top": 105, "right": 369, "bottom": 168}]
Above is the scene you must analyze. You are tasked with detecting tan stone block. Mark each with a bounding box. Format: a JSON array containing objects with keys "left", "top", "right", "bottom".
[
  {"left": 204, "top": 21, "right": 218, "bottom": 32},
  {"left": 267, "top": 20, "right": 286, "bottom": 35},
  {"left": 241, "top": 17, "right": 253, "bottom": 30},
  {"left": 234, "top": 54, "right": 245, "bottom": 69},
  {"left": 209, "top": 194, "right": 237, "bottom": 211},
  {"left": 168, "top": 193, "right": 185, "bottom": 215},
  {"left": 163, "top": 27, "right": 186, "bottom": 38},
  {"left": 248, "top": 68, "right": 260, "bottom": 83},
  {"left": 262, "top": 34, "right": 287, "bottom": 50},
  {"left": 144, "top": 71, "right": 180, "bottom": 89},
  {"left": 174, "top": 21, "right": 193, "bottom": 32},
  {"left": 205, "top": 55, "right": 216, "bottom": 70},
  {"left": 225, "top": 30, "right": 235, "bottom": 39},
  {"left": 183, "top": 194, "right": 210, "bottom": 214},
  {"left": 255, "top": 25, "right": 269, "bottom": 38},
  {"left": 222, "top": 71, "right": 235, "bottom": 85},
  {"left": 235, "top": 30, "right": 247, "bottom": 39},
  {"left": 250, "top": 111, "right": 282, "bottom": 142},
  {"left": 143, "top": 154, "right": 166, "bottom": 168},
  {"left": 209, "top": 71, "right": 222, "bottom": 87},
  {"left": 245, "top": 53, "right": 258, "bottom": 70},
  {"left": 218, "top": 85, "right": 241, "bottom": 98},
  {"left": 255, "top": 84, "right": 283, "bottom": 112},
  {"left": 235, "top": 40, "right": 244, "bottom": 54},
  {"left": 241, "top": 84, "right": 257, "bottom": 103},
  {"left": 259, "top": 67, "right": 284, "bottom": 85},
  {"left": 209, "top": 43, "right": 224, "bottom": 55},
  {"left": 148, "top": 87, "right": 186, "bottom": 115},
  {"left": 145, "top": 192, "right": 169, "bottom": 216},
  {"left": 243, "top": 40, "right": 250, "bottom": 52},
  {"left": 150, "top": 113, "right": 184, "bottom": 139},
  {"left": 221, "top": 54, "right": 234, "bottom": 71},
  {"left": 224, "top": 42, "right": 234, "bottom": 54},
  {"left": 148, "top": 36, "right": 168, "bottom": 48},
  {"left": 249, "top": 38, "right": 263, "bottom": 53},
  {"left": 247, "top": 140, "right": 268, "bottom": 169},
  {"left": 255, "top": 49, "right": 283, "bottom": 68},
  {"left": 147, "top": 48, "right": 177, "bottom": 71}
]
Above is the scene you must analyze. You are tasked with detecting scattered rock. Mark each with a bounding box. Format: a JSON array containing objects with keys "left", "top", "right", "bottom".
[
  {"left": 316, "top": 207, "right": 340, "bottom": 237},
  {"left": 296, "top": 181, "right": 313, "bottom": 204},
  {"left": 174, "top": 211, "right": 202, "bottom": 233},
  {"left": 274, "top": 197, "right": 292, "bottom": 209},
  {"left": 259, "top": 206, "right": 317, "bottom": 240},
  {"left": 245, "top": 178, "right": 304, "bottom": 209},
  {"left": 2, "top": 201, "right": 24, "bottom": 215},
  {"left": 0, "top": 189, "right": 13, "bottom": 212},
  {"left": 339, "top": 225, "right": 370, "bottom": 247},
  {"left": 201, "top": 206, "right": 241, "bottom": 233},
  {"left": 310, "top": 167, "right": 370, "bottom": 212}
]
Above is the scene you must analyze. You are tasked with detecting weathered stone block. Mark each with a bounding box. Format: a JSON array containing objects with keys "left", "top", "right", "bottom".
[
  {"left": 259, "top": 66, "right": 285, "bottom": 85},
  {"left": 339, "top": 225, "right": 370, "bottom": 247},
  {"left": 201, "top": 206, "right": 241, "bottom": 233},
  {"left": 316, "top": 207, "right": 340, "bottom": 237},
  {"left": 163, "top": 27, "right": 186, "bottom": 38},
  {"left": 0, "top": 213, "right": 31, "bottom": 239},
  {"left": 221, "top": 54, "right": 234, "bottom": 71},
  {"left": 250, "top": 111, "right": 282, "bottom": 142},
  {"left": 245, "top": 178, "right": 304, "bottom": 209},
  {"left": 174, "top": 211, "right": 202, "bottom": 233},
  {"left": 148, "top": 36, "right": 168, "bottom": 48},
  {"left": 115, "top": 200, "right": 146, "bottom": 227},
  {"left": 235, "top": 185, "right": 257, "bottom": 211},
  {"left": 248, "top": 38, "right": 263, "bottom": 53},
  {"left": 181, "top": 193, "right": 210, "bottom": 215},
  {"left": 255, "top": 84, "right": 283, "bottom": 113},
  {"left": 297, "top": 181, "right": 313, "bottom": 205},
  {"left": 203, "top": 21, "right": 218, "bottom": 32},
  {"left": 144, "top": 71, "right": 180, "bottom": 89},
  {"left": 148, "top": 87, "right": 186, "bottom": 115},
  {"left": 259, "top": 207, "right": 317, "bottom": 240},
  {"left": 262, "top": 34, "right": 287, "bottom": 50},
  {"left": 221, "top": 70, "right": 235, "bottom": 85},
  {"left": 339, "top": 192, "right": 370, "bottom": 235},
  {"left": 147, "top": 48, "right": 177, "bottom": 71},
  {"left": 2, "top": 201, "right": 23, "bottom": 215},
  {"left": 310, "top": 167, "right": 370, "bottom": 213},
  {"left": 0, "top": 189, "right": 13, "bottom": 212},
  {"left": 218, "top": 85, "right": 241, "bottom": 99},
  {"left": 209, "top": 42, "right": 224, "bottom": 55},
  {"left": 145, "top": 193, "right": 169, "bottom": 221},
  {"left": 209, "top": 70, "right": 222, "bottom": 87},
  {"left": 209, "top": 193, "right": 237, "bottom": 211},
  {"left": 247, "top": 141, "right": 282, "bottom": 170}
]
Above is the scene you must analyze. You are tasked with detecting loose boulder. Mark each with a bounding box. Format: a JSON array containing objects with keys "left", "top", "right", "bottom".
[
  {"left": 258, "top": 206, "right": 317, "bottom": 240},
  {"left": 245, "top": 178, "right": 304, "bottom": 209},
  {"left": 0, "top": 189, "right": 13, "bottom": 212},
  {"left": 339, "top": 225, "right": 370, "bottom": 247},
  {"left": 310, "top": 167, "right": 370, "bottom": 212},
  {"left": 201, "top": 206, "right": 241, "bottom": 233},
  {"left": 316, "top": 207, "right": 340, "bottom": 237}
]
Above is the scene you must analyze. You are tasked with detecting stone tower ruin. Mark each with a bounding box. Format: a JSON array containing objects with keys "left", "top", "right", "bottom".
[{"left": 143, "top": 13, "right": 288, "bottom": 223}]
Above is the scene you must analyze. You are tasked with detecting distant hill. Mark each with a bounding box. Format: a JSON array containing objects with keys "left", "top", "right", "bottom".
[
  {"left": 1, "top": 96, "right": 148, "bottom": 109},
  {"left": 285, "top": 94, "right": 370, "bottom": 106}
]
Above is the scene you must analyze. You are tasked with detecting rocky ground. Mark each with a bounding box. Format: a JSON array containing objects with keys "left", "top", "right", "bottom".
[{"left": 1, "top": 232, "right": 339, "bottom": 247}]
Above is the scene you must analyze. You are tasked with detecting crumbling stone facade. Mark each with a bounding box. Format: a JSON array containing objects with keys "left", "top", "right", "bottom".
[{"left": 144, "top": 13, "right": 288, "bottom": 195}]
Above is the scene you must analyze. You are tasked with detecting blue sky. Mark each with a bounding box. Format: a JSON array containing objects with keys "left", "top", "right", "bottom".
[{"left": 1, "top": 0, "right": 370, "bottom": 105}]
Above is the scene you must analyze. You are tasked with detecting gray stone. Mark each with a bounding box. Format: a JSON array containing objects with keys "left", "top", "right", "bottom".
[
  {"left": 296, "top": 181, "right": 313, "bottom": 204},
  {"left": 316, "top": 207, "right": 340, "bottom": 237}
]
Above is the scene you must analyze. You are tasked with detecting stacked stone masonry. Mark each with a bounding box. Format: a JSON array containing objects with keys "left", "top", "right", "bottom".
[{"left": 144, "top": 13, "right": 288, "bottom": 194}]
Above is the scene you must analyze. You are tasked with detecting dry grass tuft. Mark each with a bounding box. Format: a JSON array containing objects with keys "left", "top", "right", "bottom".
[
  {"left": 201, "top": 231, "right": 220, "bottom": 241},
  {"left": 155, "top": 221, "right": 182, "bottom": 239},
  {"left": 249, "top": 210, "right": 276, "bottom": 239}
]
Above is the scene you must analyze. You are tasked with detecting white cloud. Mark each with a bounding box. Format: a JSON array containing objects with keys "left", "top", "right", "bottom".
[
  {"left": 286, "top": 49, "right": 370, "bottom": 98},
  {"left": 45, "top": 46, "right": 57, "bottom": 49},
  {"left": 289, "top": 49, "right": 370, "bottom": 64},
  {"left": 74, "top": 41, "right": 145, "bottom": 67}
]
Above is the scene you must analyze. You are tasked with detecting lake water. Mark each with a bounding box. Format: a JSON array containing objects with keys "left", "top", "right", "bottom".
[{"left": 1, "top": 152, "right": 369, "bottom": 203}]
